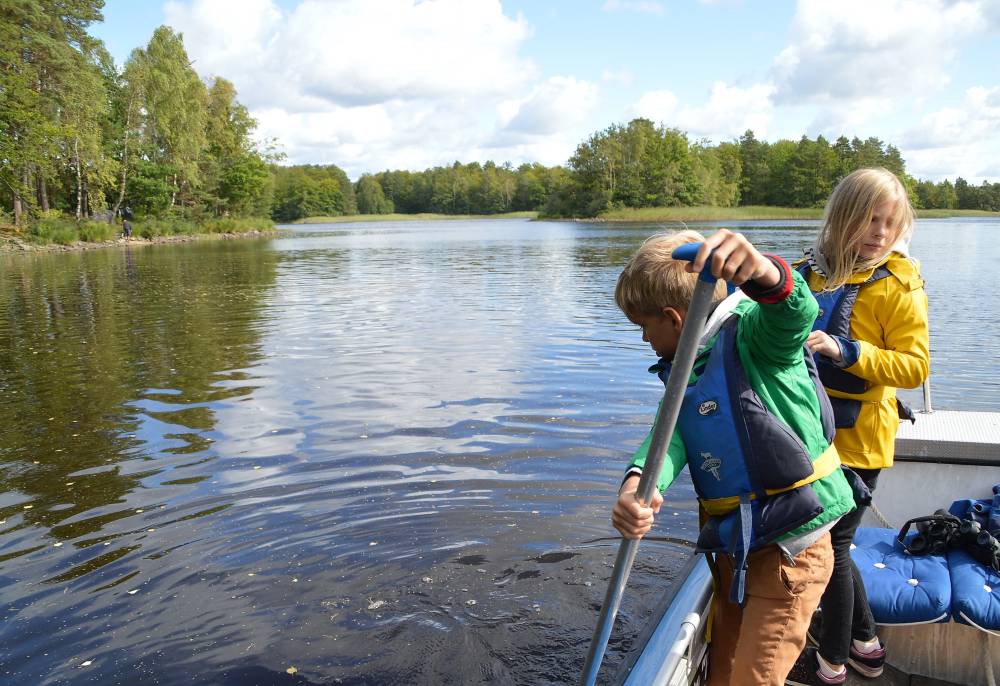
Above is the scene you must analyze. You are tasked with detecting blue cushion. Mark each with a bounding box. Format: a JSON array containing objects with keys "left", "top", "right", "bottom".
[
  {"left": 851, "top": 527, "right": 951, "bottom": 625},
  {"left": 948, "top": 548, "right": 1000, "bottom": 633}
]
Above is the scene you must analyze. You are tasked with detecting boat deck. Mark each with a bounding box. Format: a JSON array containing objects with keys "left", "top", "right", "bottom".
[{"left": 895, "top": 410, "right": 1000, "bottom": 464}]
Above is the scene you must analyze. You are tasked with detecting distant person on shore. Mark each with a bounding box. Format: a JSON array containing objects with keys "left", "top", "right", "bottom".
[
  {"left": 121, "top": 205, "right": 133, "bottom": 239},
  {"left": 786, "top": 168, "right": 930, "bottom": 685},
  {"left": 611, "top": 229, "right": 855, "bottom": 685}
]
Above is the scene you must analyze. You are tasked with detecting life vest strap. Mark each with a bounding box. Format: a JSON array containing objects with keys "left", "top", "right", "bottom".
[{"left": 700, "top": 443, "right": 841, "bottom": 516}]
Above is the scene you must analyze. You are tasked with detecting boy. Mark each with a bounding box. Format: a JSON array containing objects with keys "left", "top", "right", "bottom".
[{"left": 611, "top": 229, "right": 856, "bottom": 685}]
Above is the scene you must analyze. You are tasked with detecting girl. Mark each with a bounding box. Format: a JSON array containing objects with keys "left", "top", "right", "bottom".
[{"left": 786, "top": 168, "right": 930, "bottom": 685}]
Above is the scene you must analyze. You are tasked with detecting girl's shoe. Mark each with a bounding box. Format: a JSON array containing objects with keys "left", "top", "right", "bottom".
[
  {"left": 848, "top": 642, "right": 885, "bottom": 678},
  {"left": 785, "top": 648, "right": 847, "bottom": 685}
]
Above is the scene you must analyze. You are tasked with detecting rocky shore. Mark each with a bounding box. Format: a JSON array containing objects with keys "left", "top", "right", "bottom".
[{"left": 0, "top": 229, "right": 280, "bottom": 254}]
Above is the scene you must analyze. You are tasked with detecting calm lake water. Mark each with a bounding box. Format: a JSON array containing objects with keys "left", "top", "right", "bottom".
[{"left": 1, "top": 218, "right": 998, "bottom": 685}]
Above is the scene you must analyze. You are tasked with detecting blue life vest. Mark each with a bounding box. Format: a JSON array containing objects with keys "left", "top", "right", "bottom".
[
  {"left": 797, "top": 263, "right": 892, "bottom": 427},
  {"left": 654, "top": 315, "right": 840, "bottom": 603}
]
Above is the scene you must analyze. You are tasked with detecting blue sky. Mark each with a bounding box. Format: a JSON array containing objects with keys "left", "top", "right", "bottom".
[{"left": 91, "top": 0, "right": 1000, "bottom": 182}]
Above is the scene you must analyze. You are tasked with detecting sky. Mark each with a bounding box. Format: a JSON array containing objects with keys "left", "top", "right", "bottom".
[{"left": 90, "top": 0, "right": 1000, "bottom": 183}]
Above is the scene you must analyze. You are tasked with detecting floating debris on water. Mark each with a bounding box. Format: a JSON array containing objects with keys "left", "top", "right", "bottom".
[
  {"left": 79, "top": 660, "right": 93, "bottom": 667},
  {"left": 466, "top": 599, "right": 477, "bottom": 606},
  {"left": 367, "top": 599, "right": 386, "bottom": 610},
  {"left": 286, "top": 666, "right": 298, "bottom": 675}
]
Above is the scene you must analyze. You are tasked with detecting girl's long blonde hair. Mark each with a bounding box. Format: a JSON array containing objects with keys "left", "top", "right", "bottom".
[{"left": 816, "top": 167, "right": 914, "bottom": 290}]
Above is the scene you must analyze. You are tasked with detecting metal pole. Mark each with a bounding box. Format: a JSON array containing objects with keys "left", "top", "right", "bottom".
[
  {"left": 921, "top": 379, "right": 933, "bottom": 414},
  {"left": 580, "top": 256, "right": 718, "bottom": 686}
]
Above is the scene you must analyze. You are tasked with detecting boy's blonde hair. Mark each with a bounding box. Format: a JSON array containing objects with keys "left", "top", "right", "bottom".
[
  {"left": 817, "top": 167, "right": 914, "bottom": 290},
  {"left": 615, "top": 230, "right": 728, "bottom": 318}
]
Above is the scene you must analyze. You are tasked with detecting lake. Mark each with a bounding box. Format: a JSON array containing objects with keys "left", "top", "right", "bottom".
[{"left": 1, "top": 217, "right": 997, "bottom": 685}]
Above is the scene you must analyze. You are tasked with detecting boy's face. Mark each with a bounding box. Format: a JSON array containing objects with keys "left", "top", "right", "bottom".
[{"left": 631, "top": 307, "right": 684, "bottom": 361}]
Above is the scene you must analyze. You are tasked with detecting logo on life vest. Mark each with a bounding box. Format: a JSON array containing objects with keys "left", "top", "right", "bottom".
[
  {"left": 700, "top": 452, "right": 722, "bottom": 481},
  {"left": 817, "top": 308, "right": 825, "bottom": 319},
  {"left": 698, "top": 400, "right": 718, "bottom": 416}
]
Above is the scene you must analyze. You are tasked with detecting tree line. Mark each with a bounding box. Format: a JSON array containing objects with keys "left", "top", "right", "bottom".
[
  {"left": 1, "top": 1, "right": 272, "bottom": 231},
  {"left": 4, "top": 3, "right": 996, "bottom": 231},
  {"left": 275, "top": 118, "right": 999, "bottom": 221}
]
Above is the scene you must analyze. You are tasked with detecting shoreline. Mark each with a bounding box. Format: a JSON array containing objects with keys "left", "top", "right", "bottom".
[
  {"left": 294, "top": 208, "right": 999, "bottom": 224},
  {"left": 0, "top": 229, "right": 283, "bottom": 255}
]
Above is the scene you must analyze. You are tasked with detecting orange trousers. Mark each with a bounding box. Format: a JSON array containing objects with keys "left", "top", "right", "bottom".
[{"left": 707, "top": 533, "right": 833, "bottom": 685}]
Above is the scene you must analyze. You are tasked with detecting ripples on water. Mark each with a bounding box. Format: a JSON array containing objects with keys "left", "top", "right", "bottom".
[{"left": 0, "top": 218, "right": 996, "bottom": 684}]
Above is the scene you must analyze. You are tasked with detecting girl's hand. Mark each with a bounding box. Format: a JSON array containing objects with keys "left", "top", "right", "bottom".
[
  {"left": 807, "top": 329, "right": 843, "bottom": 362},
  {"left": 684, "top": 229, "right": 779, "bottom": 287},
  {"left": 612, "top": 476, "right": 663, "bottom": 539}
]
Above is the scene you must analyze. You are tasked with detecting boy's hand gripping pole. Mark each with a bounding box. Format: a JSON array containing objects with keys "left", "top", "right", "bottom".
[{"left": 580, "top": 242, "right": 718, "bottom": 686}]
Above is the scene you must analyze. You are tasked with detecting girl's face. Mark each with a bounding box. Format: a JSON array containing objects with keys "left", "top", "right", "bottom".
[{"left": 858, "top": 197, "right": 898, "bottom": 260}]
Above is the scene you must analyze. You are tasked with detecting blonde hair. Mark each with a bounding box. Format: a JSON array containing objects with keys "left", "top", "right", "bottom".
[
  {"left": 615, "top": 230, "right": 728, "bottom": 318},
  {"left": 817, "top": 167, "right": 914, "bottom": 290}
]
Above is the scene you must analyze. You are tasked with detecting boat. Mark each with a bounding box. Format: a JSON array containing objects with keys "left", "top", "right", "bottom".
[{"left": 608, "top": 403, "right": 1000, "bottom": 686}]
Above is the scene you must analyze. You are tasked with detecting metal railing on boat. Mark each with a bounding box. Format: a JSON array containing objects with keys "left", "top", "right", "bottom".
[{"left": 618, "top": 555, "right": 713, "bottom": 686}]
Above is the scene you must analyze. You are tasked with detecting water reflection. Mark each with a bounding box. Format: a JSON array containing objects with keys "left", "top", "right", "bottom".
[{"left": 0, "top": 218, "right": 996, "bottom": 685}]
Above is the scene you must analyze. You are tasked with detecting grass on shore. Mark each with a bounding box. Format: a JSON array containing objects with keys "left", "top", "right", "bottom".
[
  {"left": 593, "top": 205, "right": 822, "bottom": 222},
  {"left": 3, "top": 213, "right": 274, "bottom": 247},
  {"left": 594, "top": 206, "right": 1000, "bottom": 222},
  {"left": 913, "top": 208, "right": 1000, "bottom": 218},
  {"left": 299, "top": 206, "right": 999, "bottom": 225},
  {"left": 293, "top": 211, "right": 538, "bottom": 224}
]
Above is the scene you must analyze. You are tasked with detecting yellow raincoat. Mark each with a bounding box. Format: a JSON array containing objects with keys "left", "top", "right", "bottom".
[{"left": 800, "top": 252, "right": 930, "bottom": 469}]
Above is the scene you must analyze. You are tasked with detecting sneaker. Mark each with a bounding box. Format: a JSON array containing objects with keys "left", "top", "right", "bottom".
[
  {"left": 848, "top": 641, "right": 885, "bottom": 678},
  {"left": 785, "top": 647, "right": 846, "bottom": 685},
  {"left": 805, "top": 610, "right": 885, "bottom": 679}
]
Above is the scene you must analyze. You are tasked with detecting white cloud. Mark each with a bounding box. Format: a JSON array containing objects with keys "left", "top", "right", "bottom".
[
  {"left": 674, "top": 82, "right": 775, "bottom": 140},
  {"left": 602, "top": 0, "right": 665, "bottom": 14},
  {"left": 628, "top": 82, "right": 773, "bottom": 140},
  {"left": 168, "top": 0, "right": 536, "bottom": 108},
  {"left": 626, "top": 89, "right": 678, "bottom": 122},
  {"left": 165, "top": 0, "right": 566, "bottom": 176},
  {"left": 498, "top": 77, "right": 600, "bottom": 136},
  {"left": 601, "top": 68, "right": 635, "bottom": 88},
  {"left": 898, "top": 86, "right": 1000, "bottom": 181},
  {"left": 772, "top": 0, "right": 986, "bottom": 105},
  {"left": 903, "top": 86, "right": 1000, "bottom": 149}
]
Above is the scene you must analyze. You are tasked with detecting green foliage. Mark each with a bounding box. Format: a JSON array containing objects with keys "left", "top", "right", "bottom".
[
  {"left": 954, "top": 178, "right": 1000, "bottom": 211},
  {"left": 356, "top": 175, "right": 394, "bottom": 214},
  {"left": 130, "top": 26, "right": 207, "bottom": 201},
  {"left": 200, "top": 216, "right": 272, "bottom": 234},
  {"left": 561, "top": 119, "right": 707, "bottom": 216},
  {"left": 271, "top": 165, "right": 355, "bottom": 221},
  {"left": 136, "top": 217, "right": 197, "bottom": 239},
  {"left": 27, "top": 212, "right": 79, "bottom": 245},
  {"left": 78, "top": 220, "right": 118, "bottom": 242},
  {"left": 2, "top": 11, "right": 274, "bottom": 236}
]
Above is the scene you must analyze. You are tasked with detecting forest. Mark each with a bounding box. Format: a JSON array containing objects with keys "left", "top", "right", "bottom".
[
  {"left": 3, "top": 2, "right": 999, "bottom": 244},
  {"left": 1, "top": 2, "right": 273, "bottom": 242}
]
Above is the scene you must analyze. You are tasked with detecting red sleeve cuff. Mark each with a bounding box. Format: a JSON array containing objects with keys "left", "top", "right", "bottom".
[{"left": 739, "top": 254, "right": 793, "bottom": 304}]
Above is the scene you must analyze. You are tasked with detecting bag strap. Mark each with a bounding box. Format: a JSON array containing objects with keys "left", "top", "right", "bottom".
[{"left": 896, "top": 514, "right": 957, "bottom": 553}]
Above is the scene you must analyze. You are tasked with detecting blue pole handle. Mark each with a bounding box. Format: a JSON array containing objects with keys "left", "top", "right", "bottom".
[{"left": 671, "top": 242, "right": 717, "bottom": 283}]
